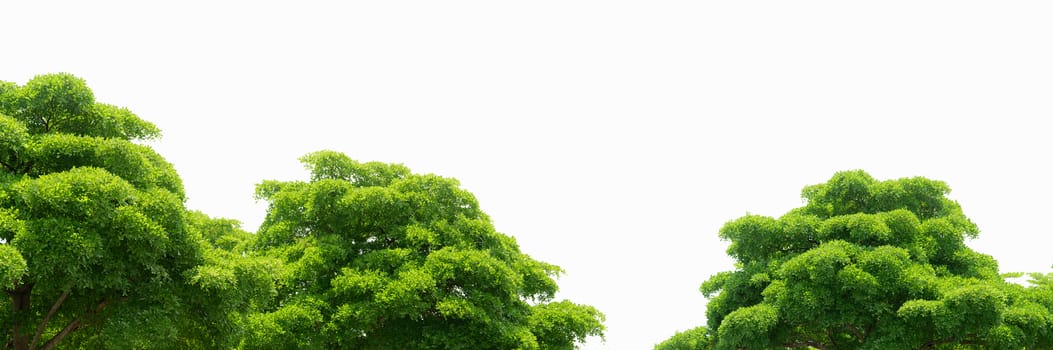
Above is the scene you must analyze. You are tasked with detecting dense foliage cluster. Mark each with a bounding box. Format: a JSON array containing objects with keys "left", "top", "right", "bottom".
[
  {"left": 242, "top": 150, "right": 605, "bottom": 349},
  {"left": 9, "top": 72, "right": 1053, "bottom": 350},
  {"left": 0, "top": 73, "right": 257, "bottom": 350},
  {"left": 654, "top": 326, "right": 709, "bottom": 350},
  {"left": 679, "top": 171, "right": 1053, "bottom": 350},
  {"left": 1, "top": 73, "right": 603, "bottom": 349}
]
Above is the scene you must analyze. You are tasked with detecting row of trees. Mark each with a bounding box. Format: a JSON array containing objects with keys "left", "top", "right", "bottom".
[
  {"left": 657, "top": 171, "right": 1053, "bottom": 349},
  {"left": 1, "top": 74, "right": 604, "bottom": 349},
  {"left": 9, "top": 73, "right": 1052, "bottom": 350}
]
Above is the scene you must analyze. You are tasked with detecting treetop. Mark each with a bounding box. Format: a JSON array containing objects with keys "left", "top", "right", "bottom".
[{"left": 1, "top": 73, "right": 160, "bottom": 140}]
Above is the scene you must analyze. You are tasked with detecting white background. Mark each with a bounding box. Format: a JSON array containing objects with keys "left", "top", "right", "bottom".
[{"left": 3, "top": 2, "right": 1052, "bottom": 348}]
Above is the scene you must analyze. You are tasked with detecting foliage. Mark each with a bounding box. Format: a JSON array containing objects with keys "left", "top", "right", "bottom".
[
  {"left": 700, "top": 170, "right": 1053, "bottom": 349},
  {"left": 528, "top": 300, "right": 606, "bottom": 350},
  {"left": 2, "top": 73, "right": 601, "bottom": 349},
  {"left": 0, "top": 73, "right": 159, "bottom": 140},
  {"left": 654, "top": 326, "right": 711, "bottom": 350},
  {"left": 244, "top": 150, "right": 605, "bottom": 349},
  {"left": 0, "top": 74, "right": 260, "bottom": 350}
]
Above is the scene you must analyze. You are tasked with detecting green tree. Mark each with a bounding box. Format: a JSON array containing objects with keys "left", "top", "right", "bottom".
[
  {"left": 654, "top": 326, "right": 711, "bottom": 350},
  {"left": 52, "top": 212, "right": 274, "bottom": 350},
  {"left": 700, "top": 170, "right": 1053, "bottom": 349},
  {"left": 0, "top": 73, "right": 264, "bottom": 349},
  {"left": 244, "top": 150, "right": 605, "bottom": 349}
]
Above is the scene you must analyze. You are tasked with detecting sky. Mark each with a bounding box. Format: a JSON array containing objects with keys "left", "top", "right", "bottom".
[{"left": 3, "top": 1, "right": 1052, "bottom": 348}]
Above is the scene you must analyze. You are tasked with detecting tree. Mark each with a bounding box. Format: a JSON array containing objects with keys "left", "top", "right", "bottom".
[
  {"left": 0, "top": 73, "right": 264, "bottom": 349},
  {"left": 654, "top": 326, "right": 711, "bottom": 350},
  {"left": 244, "top": 150, "right": 605, "bottom": 349},
  {"left": 700, "top": 170, "right": 1053, "bottom": 349}
]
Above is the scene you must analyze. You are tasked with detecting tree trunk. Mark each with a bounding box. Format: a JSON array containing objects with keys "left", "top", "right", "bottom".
[{"left": 7, "top": 283, "right": 33, "bottom": 350}]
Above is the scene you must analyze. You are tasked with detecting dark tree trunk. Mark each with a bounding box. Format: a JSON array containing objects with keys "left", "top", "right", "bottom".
[{"left": 7, "top": 283, "right": 33, "bottom": 350}]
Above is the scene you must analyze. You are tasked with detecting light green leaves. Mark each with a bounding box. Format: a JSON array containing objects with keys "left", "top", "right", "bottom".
[
  {"left": 11, "top": 167, "right": 176, "bottom": 291},
  {"left": 715, "top": 304, "right": 777, "bottom": 350},
  {"left": 0, "top": 73, "right": 243, "bottom": 350},
  {"left": 943, "top": 283, "right": 1008, "bottom": 335},
  {"left": 5, "top": 73, "right": 600, "bottom": 349},
  {"left": 250, "top": 151, "right": 603, "bottom": 349},
  {"left": 3, "top": 73, "right": 159, "bottom": 140},
  {"left": 242, "top": 298, "right": 326, "bottom": 350},
  {"left": 300, "top": 150, "right": 409, "bottom": 186},
  {"left": 895, "top": 283, "right": 1009, "bottom": 346},
  {"left": 801, "top": 170, "right": 957, "bottom": 220},
  {"left": 529, "top": 301, "right": 606, "bottom": 350},
  {"left": 16, "top": 73, "right": 96, "bottom": 134},
  {"left": 654, "top": 326, "right": 710, "bottom": 350},
  {"left": 89, "top": 103, "right": 162, "bottom": 140},
  {"left": 719, "top": 214, "right": 782, "bottom": 264},
  {"left": 27, "top": 133, "right": 185, "bottom": 198},
  {"left": 699, "top": 170, "right": 1035, "bottom": 349},
  {"left": 778, "top": 240, "right": 858, "bottom": 282},
  {"left": 0, "top": 114, "right": 29, "bottom": 170},
  {"left": 0, "top": 244, "right": 26, "bottom": 289}
]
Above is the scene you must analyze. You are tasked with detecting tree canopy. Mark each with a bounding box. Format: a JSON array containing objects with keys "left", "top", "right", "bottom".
[
  {"left": 696, "top": 170, "right": 1053, "bottom": 349},
  {"left": 243, "top": 150, "right": 605, "bottom": 349},
  {"left": 21, "top": 72, "right": 1053, "bottom": 350},
  {"left": 0, "top": 73, "right": 267, "bottom": 350},
  {"left": 654, "top": 326, "right": 710, "bottom": 350},
  {"left": 2, "top": 73, "right": 604, "bottom": 349}
]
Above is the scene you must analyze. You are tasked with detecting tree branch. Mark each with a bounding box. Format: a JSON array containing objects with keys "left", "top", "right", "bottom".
[
  {"left": 0, "top": 154, "right": 31, "bottom": 174},
  {"left": 827, "top": 329, "right": 841, "bottom": 350},
  {"left": 918, "top": 335, "right": 984, "bottom": 350},
  {"left": 845, "top": 324, "right": 865, "bottom": 342},
  {"left": 37, "top": 299, "right": 113, "bottom": 350},
  {"left": 0, "top": 159, "right": 13, "bottom": 172},
  {"left": 782, "top": 340, "right": 826, "bottom": 349},
  {"left": 30, "top": 289, "right": 71, "bottom": 349},
  {"left": 37, "top": 317, "right": 79, "bottom": 350}
]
